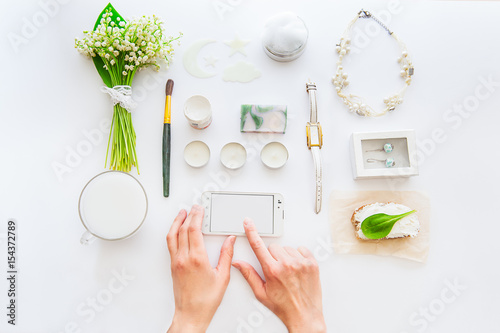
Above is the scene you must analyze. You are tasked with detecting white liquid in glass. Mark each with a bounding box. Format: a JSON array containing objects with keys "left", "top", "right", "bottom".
[{"left": 80, "top": 172, "right": 147, "bottom": 240}]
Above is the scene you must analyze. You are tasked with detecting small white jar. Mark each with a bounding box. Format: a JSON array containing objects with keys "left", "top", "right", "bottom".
[
  {"left": 184, "top": 95, "right": 212, "bottom": 130},
  {"left": 262, "top": 12, "right": 309, "bottom": 62}
]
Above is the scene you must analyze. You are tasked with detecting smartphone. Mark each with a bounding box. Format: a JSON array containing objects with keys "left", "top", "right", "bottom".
[{"left": 201, "top": 191, "right": 284, "bottom": 237}]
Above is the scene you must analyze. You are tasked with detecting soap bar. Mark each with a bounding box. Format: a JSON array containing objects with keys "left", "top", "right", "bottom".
[{"left": 240, "top": 104, "right": 287, "bottom": 133}]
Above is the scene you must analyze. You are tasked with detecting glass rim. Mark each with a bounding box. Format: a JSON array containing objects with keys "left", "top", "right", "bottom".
[{"left": 78, "top": 170, "right": 148, "bottom": 241}]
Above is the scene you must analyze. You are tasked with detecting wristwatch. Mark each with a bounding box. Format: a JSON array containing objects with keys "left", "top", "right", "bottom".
[{"left": 306, "top": 81, "right": 323, "bottom": 214}]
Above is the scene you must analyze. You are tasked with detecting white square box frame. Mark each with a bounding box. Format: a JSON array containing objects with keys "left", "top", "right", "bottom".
[{"left": 351, "top": 130, "right": 419, "bottom": 179}]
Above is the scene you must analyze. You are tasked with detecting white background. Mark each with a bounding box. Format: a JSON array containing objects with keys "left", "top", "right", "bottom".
[{"left": 1, "top": 0, "right": 499, "bottom": 332}]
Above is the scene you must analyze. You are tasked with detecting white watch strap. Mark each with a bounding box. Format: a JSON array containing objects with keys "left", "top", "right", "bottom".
[
  {"left": 311, "top": 146, "right": 322, "bottom": 213},
  {"left": 306, "top": 81, "right": 322, "bottom": 214}
]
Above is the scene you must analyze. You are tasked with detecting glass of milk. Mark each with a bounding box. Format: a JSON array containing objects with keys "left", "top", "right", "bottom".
[{"left": 78, "top": 171, "right": 148, "bottom": 245}]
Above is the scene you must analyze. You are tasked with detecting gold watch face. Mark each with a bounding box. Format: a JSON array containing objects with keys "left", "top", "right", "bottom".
[{"left": 306, "top": 122, "right": 323, "bottom": 148}]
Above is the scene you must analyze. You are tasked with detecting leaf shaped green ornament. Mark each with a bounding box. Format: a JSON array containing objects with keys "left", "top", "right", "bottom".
[
  {"left": 92, "top": 3, "right": 125, "bottom": 87},
  {"left": 361, "top": 210, "right": 416, "bottom": 240}
]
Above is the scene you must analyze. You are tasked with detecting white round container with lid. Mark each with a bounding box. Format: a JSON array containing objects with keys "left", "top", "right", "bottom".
[
  {"left": 262, "top": 12, "right": 309, "bottom": 62},
  {"left": 184, "top": 95, "right": 212, "bottom": 129}
]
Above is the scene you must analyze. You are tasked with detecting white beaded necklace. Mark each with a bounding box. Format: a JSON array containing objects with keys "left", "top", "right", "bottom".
[{"left": 332, "top": 10, "right": 414, "bottom": 117}]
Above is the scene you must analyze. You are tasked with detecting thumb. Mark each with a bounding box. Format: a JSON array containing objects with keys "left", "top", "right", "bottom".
[
  {"left": 216, "top": 236, "right": 236, "bottom": 277},
  {"left": 232, "top": 260, "right": 267, "bottom": 302}
]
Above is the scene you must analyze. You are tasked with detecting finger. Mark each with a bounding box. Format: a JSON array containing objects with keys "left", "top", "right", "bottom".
[
  {"left": 243, "top": 218, "right": 275, "bottom": 267},
  {"left": 187, "top": 205, "right": 206, "bottom": 253},
  {"left": 166, "top": 209, "right": 187, "bottom": 257},
  {"left": 179, "top": 205, "right": 201, "bottom": 253},
  {"left": 283, "top": 246, "right": 303, "bottom": 258},
  {"left": 216, "top": 236, "right": 237, "bottom": 277},
  {"left": 268, "top": 243, "right": 290, "bottom": 261},
  {"left": 232, "top": 261, "right": 267, "bottom": 302},
  {"left": 297, "top": 246, "right": 315, "bottom": 260}
]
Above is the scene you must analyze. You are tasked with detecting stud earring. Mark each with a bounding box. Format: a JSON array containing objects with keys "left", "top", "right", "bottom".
[
  {"left": 366, "top": 143, "right": 393, "bottom": 153},
  {"left": 367, "top": 158, "right": 395, "bottom": 168}
]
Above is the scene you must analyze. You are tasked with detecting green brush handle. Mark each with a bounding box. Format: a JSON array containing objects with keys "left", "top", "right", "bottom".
[{"left": 162, "top": 123, "right": 171, "bottom": 197}]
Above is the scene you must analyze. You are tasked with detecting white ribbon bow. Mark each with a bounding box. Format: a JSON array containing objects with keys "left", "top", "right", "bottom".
[{"left": 100, "top": 85, "right": 137, "bottom": 112}]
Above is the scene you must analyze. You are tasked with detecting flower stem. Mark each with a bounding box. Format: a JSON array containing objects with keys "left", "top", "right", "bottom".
[{"left": 106, "top": 104, "right": 138, "bottom": 173}]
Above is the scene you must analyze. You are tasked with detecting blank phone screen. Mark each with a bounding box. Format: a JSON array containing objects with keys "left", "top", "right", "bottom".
[{"left": 210, "top": 193, "right": 274, "bottom": 234}]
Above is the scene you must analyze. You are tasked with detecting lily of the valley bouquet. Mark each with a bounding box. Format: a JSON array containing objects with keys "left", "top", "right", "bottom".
[{"left": 75, "top": 3, "right": 181, "bottom": 172}]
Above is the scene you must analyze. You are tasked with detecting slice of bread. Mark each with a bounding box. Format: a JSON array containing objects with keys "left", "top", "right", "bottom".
[{"left": 351, "top": 202, "right": 419, "bottom": 240}]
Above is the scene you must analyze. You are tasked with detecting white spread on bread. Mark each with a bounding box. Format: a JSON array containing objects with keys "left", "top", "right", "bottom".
[{"left": 353, "top": 202, "right": 420, "bottom": 240}]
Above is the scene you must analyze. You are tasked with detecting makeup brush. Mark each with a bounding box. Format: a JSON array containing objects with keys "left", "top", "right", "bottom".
[{"left": 163, "top": 79, "right": 174, "bottom": 197}]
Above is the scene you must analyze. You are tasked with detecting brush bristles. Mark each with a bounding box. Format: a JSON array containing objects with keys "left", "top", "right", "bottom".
[{"left": 165, "top": 79, "right": 174, "bottom": 96}]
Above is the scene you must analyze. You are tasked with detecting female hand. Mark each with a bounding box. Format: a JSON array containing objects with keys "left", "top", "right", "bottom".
[
  {"left": 232, "top": 218, "right": 326, "bottom": 333},
  {"left": 167, "top": 205, "right": 236, "bottom": 333}
]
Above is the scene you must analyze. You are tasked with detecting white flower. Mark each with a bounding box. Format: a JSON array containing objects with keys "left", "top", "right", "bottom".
[{"left": 75, "top": 13, "right": 181, "bottom": 77}]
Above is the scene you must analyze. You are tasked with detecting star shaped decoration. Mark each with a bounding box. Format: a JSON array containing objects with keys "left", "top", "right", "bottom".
[
  {"left": 204, "top": 54, "right": 218, "bottom": 68},
  {"left": 224, "top": 34, "right": 250, "bottom": 56}
]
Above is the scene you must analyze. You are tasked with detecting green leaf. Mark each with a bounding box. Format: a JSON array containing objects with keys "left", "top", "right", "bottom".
[
  {"left": 92, "top": 57, "right": 112, "bottom": 88},
  {"left": 92, "top": 3, "right": 126, "bottom": 87},
  {"left": 361, "top": 210, "right": 416, "bottom": 240},
  {"left": 93, "top": 3, "right": 124, "bottom": 31}
]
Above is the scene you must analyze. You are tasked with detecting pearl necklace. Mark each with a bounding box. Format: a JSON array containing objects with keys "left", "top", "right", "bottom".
[{"left": 332, "top": 10, "right": 414, "bottom": 117}]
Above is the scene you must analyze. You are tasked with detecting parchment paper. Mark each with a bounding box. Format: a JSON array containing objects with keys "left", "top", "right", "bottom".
[{"left": 329, "top": 191, "right": 430, "bottom": 262}]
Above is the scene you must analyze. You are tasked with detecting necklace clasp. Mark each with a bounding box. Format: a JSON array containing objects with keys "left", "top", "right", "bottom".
[{"left": 359, "top": 10, "right": 371, "bottom": 18}]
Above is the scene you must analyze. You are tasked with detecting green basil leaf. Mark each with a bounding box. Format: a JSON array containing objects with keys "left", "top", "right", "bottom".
[
  {"left": 92, "top": 3, "right": 126, "bottom": 87},
  {"left": 361, "top": 210, "right": 416, "bottom": 240}
]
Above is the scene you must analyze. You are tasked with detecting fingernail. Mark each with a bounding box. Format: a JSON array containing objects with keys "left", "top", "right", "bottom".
[
  {"left": 243, "top": 218, "right": 253, "bottom": 227},
  {"left": 232, "top": 262, "right": 240, "bottom": 269},
  {"left": 192, "top": 204, "right": 201, "bottom": 211},
  {"left": 230, "top": 235, "right": 237, "bottom": 244}
]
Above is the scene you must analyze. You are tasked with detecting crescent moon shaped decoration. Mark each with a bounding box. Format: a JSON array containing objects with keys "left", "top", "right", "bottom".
[{"left": 183, "top": 39, "right": 217, "bottom": 78}]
